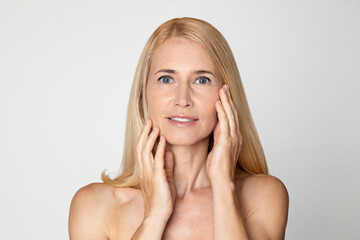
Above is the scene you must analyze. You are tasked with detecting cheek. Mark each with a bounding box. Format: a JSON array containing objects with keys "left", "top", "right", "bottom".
[
  {"left": 146, "top": 85, "right": 157, "bottom": 113},
  {"left": 205, "top": 91, "right": 220, "bottom": 115},
  {"left": 146, "top": 88, "right": 168, "bottom": 126},
  {"left": 147, "top": 97, "right": 160, "bottom": 119},
  {"left": 203, "top": 99, "right": 219, "bottom": 127},
  {"left": 210, "top": 106, "right": 218, "bottom": 125}
]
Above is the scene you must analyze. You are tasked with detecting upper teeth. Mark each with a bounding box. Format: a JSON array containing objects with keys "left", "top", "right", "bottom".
[{"left": 170, "top": 117, "right": 195, "bottom": 122}]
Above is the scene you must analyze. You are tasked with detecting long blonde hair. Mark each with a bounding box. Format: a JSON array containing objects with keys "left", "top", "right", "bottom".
[{"left": 102, "top": 17, "right": 268, "bottom": 188}]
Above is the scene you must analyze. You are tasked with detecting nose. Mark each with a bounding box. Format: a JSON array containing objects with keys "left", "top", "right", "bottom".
[{"left": 175, "top": 84, "right": 193, "bottom": 108}]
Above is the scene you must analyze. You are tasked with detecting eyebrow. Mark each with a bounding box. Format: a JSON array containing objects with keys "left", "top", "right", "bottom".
[{"left": 154, "top": 69, "right": 215, "bottom": 77}]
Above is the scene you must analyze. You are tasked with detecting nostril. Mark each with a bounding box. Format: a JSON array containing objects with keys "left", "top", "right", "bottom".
[{"left": 176, "top": 104, "right": 191, "bottom": 108}]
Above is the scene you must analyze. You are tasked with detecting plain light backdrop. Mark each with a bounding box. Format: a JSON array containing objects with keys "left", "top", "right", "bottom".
[{"left": 1, "top": 0, "right": 359, "bottom": 239}]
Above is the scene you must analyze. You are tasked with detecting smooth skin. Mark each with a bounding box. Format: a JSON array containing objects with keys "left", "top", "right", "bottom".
[{"left": 69, "top": 37, "right": 289, "bottom": 240}]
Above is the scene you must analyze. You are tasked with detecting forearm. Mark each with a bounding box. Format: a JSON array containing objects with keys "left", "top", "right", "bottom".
[
  {"left": 131, "top": 215, "right": 168, "bottom": 240},
  {"left": 212, "top": 180, "right": 249, "bottom": 240}
]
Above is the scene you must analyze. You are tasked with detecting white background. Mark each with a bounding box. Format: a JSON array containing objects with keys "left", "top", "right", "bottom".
[{"left": 1, "top": 1, "right": 359, "bottom": 239}]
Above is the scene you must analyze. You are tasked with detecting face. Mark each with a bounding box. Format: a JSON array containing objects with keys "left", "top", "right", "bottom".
[{"left": 146, "top": 37, "right": 223, "bottom": 145}]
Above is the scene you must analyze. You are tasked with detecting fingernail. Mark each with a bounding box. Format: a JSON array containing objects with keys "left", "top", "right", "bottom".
[{"left": 152, "top": 127, "right": 158, "bottom": 132}]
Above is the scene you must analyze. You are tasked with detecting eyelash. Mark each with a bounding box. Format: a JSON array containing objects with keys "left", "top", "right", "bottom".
[{"left": 157, "top": 75, "right": 211, "bottom": 84}]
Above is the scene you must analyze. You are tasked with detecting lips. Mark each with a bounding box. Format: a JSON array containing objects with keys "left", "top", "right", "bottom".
[
  {"left": 166, "top": 115, "right": 198, "bottom": 127},
  {"left": 166, "top": 115, "right": 198, "bottom": 120}
]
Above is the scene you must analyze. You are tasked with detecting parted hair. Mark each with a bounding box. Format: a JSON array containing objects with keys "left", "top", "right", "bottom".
[{"left": 102, "top": 17, "right": 268, "bottom": 188}]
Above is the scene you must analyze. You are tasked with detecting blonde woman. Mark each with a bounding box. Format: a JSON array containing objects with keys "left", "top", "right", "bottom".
[{"left": 69, "top": 17, "right": 289, "bottom": 240}]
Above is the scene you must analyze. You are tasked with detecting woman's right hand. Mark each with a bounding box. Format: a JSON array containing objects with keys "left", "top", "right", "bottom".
[{"left": 136, "top": 119, "right": 176, "bottom": 220}]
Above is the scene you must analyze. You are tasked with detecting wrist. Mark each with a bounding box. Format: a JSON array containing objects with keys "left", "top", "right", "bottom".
[
  {"left": 210, "top": 175, "right": 234, "bottom": 186},
  {"left": 145, "top": 208, "right": 173, "bottom": 219},
  {"left": 211, "top": 178, "right": 235, "bottom": 191},
  {"left": 142, "top": 214, "right": 169, "bottom": 232},
  {"left": 132, "top": 214, "right": 170, "bottom": 240},
  {"left": 144, "top": 210, "right": 171, "bottom": 223}
]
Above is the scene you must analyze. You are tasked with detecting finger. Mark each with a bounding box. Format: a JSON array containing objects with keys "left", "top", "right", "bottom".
[
  {"left": 221, "top": 85, "right": 237, "bottom": 137},
  {"left": 226, "top": 89, "right": 243, "bottom": 159},
  {"left": 136, "top": 119, "right": 152, "bottom": 175},
  {"left": 219, "top": 85, "right": 234, "bottom": 136},
  {"left": 154, "top": 135, "right": 166, "bottom": 171},
  {"left": 142, "top": 126, "right": 160, "bottom": 169},
  {"left": 137, "top": 119, "right": 152, "bottom": 152},
  {"left": 215, "top": 95, "right": 230, "bottom": 137},
  {"left": 164, "top": 150, "right": 175, "bottom": 185},
  {"left": 227, "top": 88, "right": 242, "bottom": 140}
]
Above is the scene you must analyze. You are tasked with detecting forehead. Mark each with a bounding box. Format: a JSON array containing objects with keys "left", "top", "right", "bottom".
[{"left": 149, "top": 37, "right": 216, "bottom": 73}]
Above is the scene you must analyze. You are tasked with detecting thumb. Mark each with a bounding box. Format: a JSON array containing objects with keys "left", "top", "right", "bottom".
[{"left": 164, "top": 151, "right": 175, "bottom": 185}]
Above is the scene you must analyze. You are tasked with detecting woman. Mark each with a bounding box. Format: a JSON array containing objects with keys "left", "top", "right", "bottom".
[{"left": 69, "top": 17, "right": 289, "bottom": 240}]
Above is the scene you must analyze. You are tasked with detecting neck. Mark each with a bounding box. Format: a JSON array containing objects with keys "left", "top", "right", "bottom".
[{"left": 165, "top": 136, "right": 212, "bottom": 199}]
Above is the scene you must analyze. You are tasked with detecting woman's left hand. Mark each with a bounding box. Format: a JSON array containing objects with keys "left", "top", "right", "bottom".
[{"left": 206, "top": 84, "right": 243, "bottom": 184}]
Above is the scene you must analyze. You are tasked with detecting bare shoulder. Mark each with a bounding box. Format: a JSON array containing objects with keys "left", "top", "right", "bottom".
[
  {"left": 69, "top": 182, "right": 140, "bottom": 240},
  {"left": 236, "top": 174, "right": 288, "bottom": 200},
  {"left": 71, "top": 182, "right": 139, "bottom": 205},
  {"left": 235, "top": 174, "right": 289, "bottom": 239},
  {"left": 70, "top": 183, "right": 115, "bottom": 218},
  {"left": 72, "top": 182, "right": 114, "bottom": 203}
]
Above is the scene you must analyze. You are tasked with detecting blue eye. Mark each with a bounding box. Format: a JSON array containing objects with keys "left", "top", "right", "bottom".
[
  {"left": 158, "top": 76, "right": 173, "bottom": 84},
  {"left": 195, "top": 77, "right": 211, "bottom": 84}
]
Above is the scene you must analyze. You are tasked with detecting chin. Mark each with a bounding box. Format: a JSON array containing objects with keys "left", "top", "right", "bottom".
[
  {"left": 165, "top": 137, "right": 196, "bottom": 146},
  {"left": 163, "top": 132, "right": 209, "bottom": 146},
  {"left": 155, "top": 118, "right": 216, "bottom": 145}
]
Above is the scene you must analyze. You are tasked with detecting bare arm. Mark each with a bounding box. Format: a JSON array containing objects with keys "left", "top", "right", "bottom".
[
  {"left": 131, "top": 119, "right": 176, "bottom": 239},
  {"left": 212, "top": 175, "right": 289, "bottom": 240},
  {"left": 208, "top": 86, "right": 288, "bottom": 238},
  {"left": 68, "top": 184, "right": 109, "bottom": 240},
  {"left": 212, "top": 180, "right": 249, "bottom": 240},
  {"left": 130, "top": 215, "right": 169, "bottom": 240},
  {"left": 242, "top": 175, "right": 289, "bottom": 240},
  {"left": 69, "top": 183, "right": 171, "bottom": 240}
]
